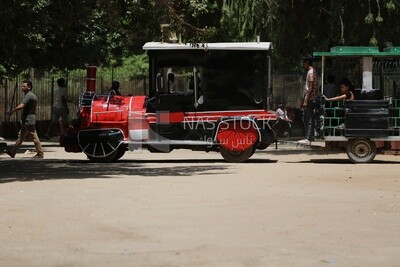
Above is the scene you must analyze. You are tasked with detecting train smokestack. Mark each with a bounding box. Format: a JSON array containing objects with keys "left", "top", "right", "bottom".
[{"left": 86, "top": 65, "right": 97, "bottom": 92}]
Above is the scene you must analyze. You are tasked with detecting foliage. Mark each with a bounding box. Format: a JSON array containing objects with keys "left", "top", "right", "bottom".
[
  {"left": 161, "top": 0, "right": 221, "bottom": 44},
  {"left": 2, "top": 0, "right": 400, "bottom": 77},
  {"left": 109, "top": 53, "right": 148, "bottom": 79},
  {"left": 219, "top": 0, "right": 267, "bottom": 42},
  {"left": 166, "top": 0, "right": 400, "bottom": 71},
  {"left": 0, "top": 0, "right": 159, "bottom": 78}
]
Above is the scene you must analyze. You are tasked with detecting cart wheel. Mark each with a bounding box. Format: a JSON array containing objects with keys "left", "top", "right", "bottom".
[
  {"left": 346, "top": 139, "right": 377, "bottom": 164},
  {"left": 220, "top": 146, "right": 254, "bottom": 163}
]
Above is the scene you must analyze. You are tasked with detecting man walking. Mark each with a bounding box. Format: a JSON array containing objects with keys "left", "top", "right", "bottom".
[
  {"left": 298, "top": 56, "right": 319, "bottom": 145},
  {"left": 6, "top": 80, "right": 44, "bottom": 158}
]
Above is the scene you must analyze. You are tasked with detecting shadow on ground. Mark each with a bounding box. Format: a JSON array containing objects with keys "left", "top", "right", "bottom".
[
  {"left": 0, "top": 157, "right": 276, "bottom": 184},
  {"left": 278, "top": 158, "right": 400, "bottom": 164},
  {"left": 304, "top": 158, "right": 400, "bottom": 164},
  {"left": 0, "top": 159, "right": 225, "bottom": 183}
]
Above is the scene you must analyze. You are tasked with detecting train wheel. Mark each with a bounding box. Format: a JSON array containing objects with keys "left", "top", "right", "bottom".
[
  {"left": 114, "top": 147, "right": 126, "bottom": 161},
  {"left": 346, "top": 139, "right": 377, "bottom": 164},
  {"left": 87, "top": 152, "right": 117, "bottom": 163},
  {"left": 83, "top": 140, "right": 120, "bottom": 163},
  {"left": 220, "top": 146, "right": 254, "bottom": 163}
]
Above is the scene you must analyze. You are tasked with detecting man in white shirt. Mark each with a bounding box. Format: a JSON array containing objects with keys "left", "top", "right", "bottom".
[
  {"left": 44, "top": 78, "right": 69, "bottom": 139},
  {"left": 298, "top": 56, "right": 319, "bottom": 145}
]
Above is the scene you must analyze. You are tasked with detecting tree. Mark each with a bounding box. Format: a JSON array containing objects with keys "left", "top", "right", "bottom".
[
  {"left": 230, "top": 0, "right": 400, "bottom": 70},
  {"left": 158, "top": 0, "right": 221, "bottom": 44},
  {"left": 2, "top": 0, "right": 400, "bottom": 77},
  {"left": 0, "top": 0, "right": 45, "bottom": 77},
  {"left": 0, "top": 0, "right": 160, "bottom": 78}
]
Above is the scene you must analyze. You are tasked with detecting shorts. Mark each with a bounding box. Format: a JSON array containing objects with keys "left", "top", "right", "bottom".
[
  {"left": 22, "top": 114, "right": 36, "bottom": 125},
  {"left": 52, "top": 107, "right": 68, "bottom": 123}
]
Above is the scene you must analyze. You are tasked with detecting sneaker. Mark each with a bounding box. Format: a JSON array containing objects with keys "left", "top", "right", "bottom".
[
  {"left": 32, "top": 154, "right": 44, "bottom": 159},
  {"left": 297, "top": 139, "right": 311, "bottom": 145},
  {"left": 6, "top": 150, "right": 15, "bottom": 158}
]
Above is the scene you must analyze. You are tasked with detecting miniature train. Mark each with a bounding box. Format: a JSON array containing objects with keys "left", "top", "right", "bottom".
[
  {"left": 61, "top": 42, "right": 277, "bottom": 163},
  {"left": 61, "top": 43, "right": 400, "bottom": 163}
]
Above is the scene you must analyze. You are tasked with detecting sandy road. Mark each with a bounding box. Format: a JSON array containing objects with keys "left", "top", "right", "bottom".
[{"left": 0, "top": 142, "right": 400, "bottom": 267}]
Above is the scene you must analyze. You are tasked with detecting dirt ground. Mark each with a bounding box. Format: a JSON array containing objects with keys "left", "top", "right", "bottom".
[{"left": 0, "top": 141, "right": 399, "bottom": 267}]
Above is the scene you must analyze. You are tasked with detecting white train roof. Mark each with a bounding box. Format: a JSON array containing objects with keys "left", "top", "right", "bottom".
[{"left": 143, "top": 42, "right": 272, "bottom": 51}]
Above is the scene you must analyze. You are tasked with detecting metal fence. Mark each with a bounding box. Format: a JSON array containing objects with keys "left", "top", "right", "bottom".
[
  {"left": 1, "top": 69, "right": 306, "bottom": 124},
  {"left": 0, "top": 68, "right": 148, "bottom": 124},
  {"left": 272, "top": 73, "right": 304, "bottom": 109}
]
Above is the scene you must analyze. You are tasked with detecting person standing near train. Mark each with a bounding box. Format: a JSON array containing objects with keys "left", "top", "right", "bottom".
[
  {"left": 44, "top": 77, "right": 69, "bottom": 139},
  {"left": 298, "top": 56, "right": 319, "bottom": 145}
]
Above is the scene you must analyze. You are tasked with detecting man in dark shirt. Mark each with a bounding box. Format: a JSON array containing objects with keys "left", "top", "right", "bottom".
[{"left": 6, "top": 80, "right": 44, "bottom": 158}]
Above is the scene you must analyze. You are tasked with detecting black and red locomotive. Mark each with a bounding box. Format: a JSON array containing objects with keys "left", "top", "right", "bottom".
[{"left": 61, "top": 42, "right": 278, "bottom": 162}]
